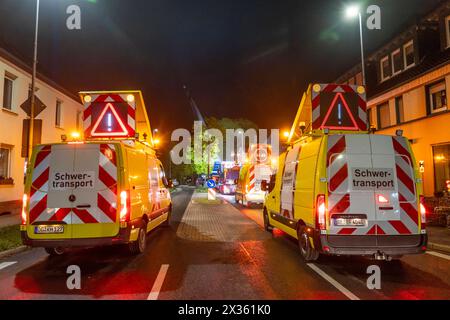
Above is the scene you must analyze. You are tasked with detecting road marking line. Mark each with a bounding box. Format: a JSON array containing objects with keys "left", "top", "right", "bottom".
[
  {"left": 426, "top": 251, "right": 450, "bottom": 261},
  {"left": 307, "top": 263, "right": 360, "bottom": 300},
  {"left": 0, "top": 261, "right": 17, "bottom": 270},
  {"left": 147, "top": 264, "right": 169, "bottom": 300}
]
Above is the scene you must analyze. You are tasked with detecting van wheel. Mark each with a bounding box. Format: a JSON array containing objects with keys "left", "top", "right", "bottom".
[
  {"left": 263, "top": 210, "right": 273, "bottom": 232},
  {"left": 129, "top": 224, "right": 147, "bottom": 255},
  {"left": 162, "top": 206, "right": 172, "bottom": 227},
  {"left": 45, "top": 247, "right": 65, "bottom": 257},
  {"left": 298, "top": 226, "right": 319, "bottom": 261}
]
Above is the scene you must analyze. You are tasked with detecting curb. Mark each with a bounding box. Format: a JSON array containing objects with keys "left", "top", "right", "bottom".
[
  {"left": 428, "top": 242, "right": 450, "bottom": 254},
  {"left": 0, "top": 246, "right": 29, "bottom": 259}
]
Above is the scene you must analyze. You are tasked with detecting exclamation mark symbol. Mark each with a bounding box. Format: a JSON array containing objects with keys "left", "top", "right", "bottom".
[
  {"left": 338, "top": 102, "right": 342, "bottom": 125},
  {"left": 107, "top": 113, "right": 112, "bottom": 132}
]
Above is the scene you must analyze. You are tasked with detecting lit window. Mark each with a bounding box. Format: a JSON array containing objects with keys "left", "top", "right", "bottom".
[
  {"left": 403, "top": 41, "right": 415, "bottom": 69},
  {"left": 446, "top": 15, "right": 450, "bottom": 48},
  {"left": 377, "top": 102, "right": 391, "bottom": 129},
  {"left": 380, "top": 56, "right": 390, "bottom": 81},
  {"left": 391, "top": 49, "right": 402, "bottom": 75},
  {"left": 2, "top": 76, "right": 14, "bottom": 110},
  {"left": 55, "top": 100, "right": 62, "bottom": 127},
  {"left": 428, "top": 81, "right": 447, "bottom": 114},
  {"left": 395, "top": 96, "right": 404, "bottom": 124},
  {"left": 433, "top": 144, "right": 450, "bottom": 194},
  {"left": 0, "top": 146, "right": 12, "bottom": 183}
]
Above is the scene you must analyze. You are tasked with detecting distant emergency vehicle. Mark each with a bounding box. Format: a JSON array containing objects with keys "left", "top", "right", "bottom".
[
  {"left": 262, "top": 84, "right": 427, "bottom": 261},
  {"left": 236, "top": 144, "right": 273, "bottom": 207},
  {"left": 218, "top": 165, "right": 240, "bottom": 195},
  {"left": 21, "top": 91, "right": 171, "bottom": 256}
]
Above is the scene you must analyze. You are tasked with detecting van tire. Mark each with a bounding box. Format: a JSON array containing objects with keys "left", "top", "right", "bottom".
[
  {"left": 263, "top": 210, "right": 273, "bottom": 232},
  {"left": 45, "top": 247, "right": 65, "bottom": 257},
  {"left": 298, "top": 226, "right": 319, "bottom": 261},
  {"left": 129, "top": 223, "right": 147, "bottom": 255}
]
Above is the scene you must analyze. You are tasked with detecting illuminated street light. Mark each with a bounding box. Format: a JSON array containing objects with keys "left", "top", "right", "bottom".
[
  {"left": 345, "top": 5, "right": 360, "bottom": 18},
  {"left": 344, "top": 4, "right": 366, "bottom": 86}
]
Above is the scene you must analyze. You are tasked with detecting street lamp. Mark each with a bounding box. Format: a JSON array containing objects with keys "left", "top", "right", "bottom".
[
  {"left": 345, "top": 4, "right": 366, "bottom": 87},
  {"left": 28, "top": 0, "right": 40, "bottom": 161}
]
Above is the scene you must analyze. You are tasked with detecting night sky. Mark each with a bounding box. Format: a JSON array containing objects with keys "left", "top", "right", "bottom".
[{"left": 0, "top": 0, "right": 441, "bottom": 138}]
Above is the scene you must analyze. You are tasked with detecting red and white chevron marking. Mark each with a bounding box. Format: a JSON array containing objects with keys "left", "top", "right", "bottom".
[
  {"left": 248, "top": 165, "right": 256, "bottom": 193},
  {"left": 29, "top": 144, "right": 118, "bottom": 224},
  {"left": 83, "top": 94, "right": 136, "bottom": 138},
  {"left": 387, "top": 137, "right": 418, "bottom": 234},
  {"left": 311, "top": 84, "right": 367, "bottom": 131},
  {"left": 326, "top": 135, "right": 354, "bottom": 235}
]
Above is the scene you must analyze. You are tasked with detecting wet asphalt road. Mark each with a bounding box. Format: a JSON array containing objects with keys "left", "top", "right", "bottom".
[{"left": 0, "top": 187, "right": 449, "bottom": 300}]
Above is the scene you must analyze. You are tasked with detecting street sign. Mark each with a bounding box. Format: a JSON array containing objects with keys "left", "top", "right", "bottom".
[
  {"left": 20, "top": 95, "right": 47, "bottom": 117},
  {"left": 207, "top": 179, "right": 216, "bottom": 188},
  {"left": 81, "top": 93, "right": 137, "bottom": 140}
]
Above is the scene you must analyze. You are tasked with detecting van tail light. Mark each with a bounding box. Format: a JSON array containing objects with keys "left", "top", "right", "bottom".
[
  {"left": 21, "top": 194, "right": 28, "bottom": 225},
  {"left": 419, "top": 195, "right": 426, "bottom": 229},
  {"left": 377, "top": 194, "right": 389, "bottom": 203},
  {"left": 120, "top": 190, "right": 130, "bottom": 222},
  {"left": 316, "top": 194, "right": 327, "bottom": 230}
]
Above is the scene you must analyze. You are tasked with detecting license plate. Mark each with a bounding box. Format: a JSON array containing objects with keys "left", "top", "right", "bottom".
[
  {"left": 333, "top": 214, "right": 367, "bottom": 227},
  {"left": 34, "top": 225, "right": 64, "bottom": 234}
]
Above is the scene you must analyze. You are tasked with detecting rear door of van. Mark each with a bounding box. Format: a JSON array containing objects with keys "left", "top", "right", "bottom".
[
  {"left": 326, "top": 134, "right": 420, "bottom": 246},
  {"left": 28, "top": 143, "right": 119, "bottom": 240}
]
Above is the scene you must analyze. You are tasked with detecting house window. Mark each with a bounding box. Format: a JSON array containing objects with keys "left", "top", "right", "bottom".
[
  {"left": 380, "top": 56, "right": 390, "bottom": 81},
  {"left": 55, "top": 100, "right": 62, "bottom": 127},
  {"left": 377, "top": 102, "right": 391, "bottom": 129},
  {"left": 2, "top": 76, "right": 14, "bottom": 110},
  {"left": 0, "top": 146, "right": 12, "bottom": 183},
  {"left": 433, "top": 144, "right": 450, "bottom": 194},
  {"left": 395, "top": 96, "right": 404, "bottom": 124},
  {"left": 428, "top": 81, "right": 447, "bottom": 114},
  {"left": 403, "top": 40, "right": 415, "bottom": 69},
  {"left": 391, "top": 49, "right": 402, "bottom": 75}
]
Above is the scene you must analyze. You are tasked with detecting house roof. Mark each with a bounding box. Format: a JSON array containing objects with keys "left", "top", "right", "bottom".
[{"left": 0, "top": 43, "right": 80, "bottom": 103}]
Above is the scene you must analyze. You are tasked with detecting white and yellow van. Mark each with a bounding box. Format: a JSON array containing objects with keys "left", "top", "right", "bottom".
[
  {"left": 262, "top": 84, "right": 427, "bottom": 261},
  {"left": 21, "top": 90, "right": 171, "bottom": 256},
  {"left": 21, "top": 141, "right": 171, "bottom": 256}
]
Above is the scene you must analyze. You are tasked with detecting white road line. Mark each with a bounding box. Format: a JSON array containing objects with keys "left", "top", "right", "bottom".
[
  {"left": 147, "top": 264, "right": 169, "bottom": 300},
  {"left": 0, "top": 261, "right": 17, "bottom": 270},
  {"left": 426, "top": 251, "right": 450, "bottom": 261},
  {"left": 307, "top": 263, "right": 360, "bottom": 300}
]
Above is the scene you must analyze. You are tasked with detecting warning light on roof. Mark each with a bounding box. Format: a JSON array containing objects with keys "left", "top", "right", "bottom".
[
  {"left": 71, "top": 131, "right": 81, "bottom": 140},
  {"left": 126, "top": 94, "right": 135, "bottom": 102},
  {"left": 84, "top": 95, "right": 92, "bottom": 103},
  {"left": 313, "top": 84, "right": 321, "bottom": 92}
]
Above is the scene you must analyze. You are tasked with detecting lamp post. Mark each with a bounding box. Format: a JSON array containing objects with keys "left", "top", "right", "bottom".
[
  {"left": 345, "top": 5, "right": 366, "bottom": 87},
  {"left": 28, "top": 0, "right": 40, "bottom": 160}
]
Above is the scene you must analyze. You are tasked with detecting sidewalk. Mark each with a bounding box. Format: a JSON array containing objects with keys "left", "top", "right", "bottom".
[
  {"left": 0, "top": 212, "right": 20, "bottom": 228},
  {"left": 176, "top": 192, "right": 268, "bottom": 243},
  {"left": 427, "top": 226, "right": 450, "bottom": 253}
]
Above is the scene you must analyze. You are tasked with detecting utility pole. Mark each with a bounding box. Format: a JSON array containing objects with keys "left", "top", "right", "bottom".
[{"left": 28, "top": 0, "right": 40, "bottom": 160}]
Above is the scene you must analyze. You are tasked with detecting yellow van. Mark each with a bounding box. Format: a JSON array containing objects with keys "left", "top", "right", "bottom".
[
  {"left": 262, "top": 84, "right": 427, "bottom": 261},
  {"left": 20, "top": 141, "right": 171, "bottom": 255},
  {"left": 20, "top": 90, "right": 171, "bottom": 256}
]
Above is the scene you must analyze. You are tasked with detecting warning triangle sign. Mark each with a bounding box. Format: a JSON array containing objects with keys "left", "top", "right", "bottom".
[
  {"left": 90, "top": 103, "right": 129, "bottom": 137},
  {"left": 320, "top": 92, "right": 359, "bottom": 130}
]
